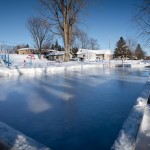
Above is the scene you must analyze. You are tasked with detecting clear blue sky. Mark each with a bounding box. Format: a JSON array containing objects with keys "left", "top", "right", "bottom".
[{"left": 0, "top": 0, "right": 148, "bottom": 53}]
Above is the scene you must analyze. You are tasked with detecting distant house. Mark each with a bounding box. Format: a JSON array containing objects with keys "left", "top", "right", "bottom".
[
  {"left": 77, "top": 49, "right": 112, "bottom": 61},
  {"left": 17, "top": 48, "right": 38, "bottom": 54},
  {"left": 45, "top": 50, "right": 65, "bottom": 61},
  {"left": 17, "top": 48, "right": 52, "bottom": 55}
]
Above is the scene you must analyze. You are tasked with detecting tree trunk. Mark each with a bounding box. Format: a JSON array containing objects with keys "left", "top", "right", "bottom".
[
  {"left": 64, "top": 44, "right": 70, "bottom": 62},
  {"left": 38, "top": 49, "right": 42, "bottom": 59},
  {"left": 64, "top": 7, "right": 71, "bottom": 62}
]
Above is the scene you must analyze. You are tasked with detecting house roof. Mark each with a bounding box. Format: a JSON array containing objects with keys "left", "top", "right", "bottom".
[
  {"left": 46, "top": 51, "right": 65, "bottom": 56},
  {"left": 17, "top": 48, "right": 37, "bottom": 51},
  {"left": 77, "top": 49, "right": 112, "bottom": 55},
  {"left": 44, "top": 49, "right": 57, "bottom": 52}
]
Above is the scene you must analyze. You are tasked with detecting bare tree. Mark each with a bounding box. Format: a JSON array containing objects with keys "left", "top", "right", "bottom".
[
  {"left": 2, "top": 44, "right": 13, "bottom": 54},
  {"left": 27, "top": 17, "right": 52, "bottom": 58},
  {"left": 39, "top": 0, "right": 85, "bottom": 61},
  {"left": 126, "top": 37, "right": 137, "bottom": 51},
  {"left": 76, "top": 30, "right": 90, "bottom": 49},
  {"left": 88, "top": 38, "right": 100, "bottom": 50},
  {"left": 126, "top": 37, "right": 138, "bottom": 58},
  {"left": 135, "top": 0, "right": 150, "bottom": 44}
]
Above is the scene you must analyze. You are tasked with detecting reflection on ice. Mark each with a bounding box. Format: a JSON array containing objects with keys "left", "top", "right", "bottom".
[
  {"left": 63, "top": 93, "right": 74, "bottom": 101},
  {"left": 44, "top": 86, "right": 74, "bottom": 101},
  {"left": 27, "top": 93, "right": 52, "bottom": 113}
]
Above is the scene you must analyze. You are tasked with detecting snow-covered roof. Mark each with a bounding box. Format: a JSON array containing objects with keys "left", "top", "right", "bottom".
[
  {"left": 17, "top": 48, "right": 37, "bottom": 51},
  {"left": 77, "top": 49, "right": 112, "bottom": 55},
  {"left": 44, "top": 49, "right": 57, "bottom": 52},
  {"left": 46, "top": 51, "right": 65, "bottom": 56}
]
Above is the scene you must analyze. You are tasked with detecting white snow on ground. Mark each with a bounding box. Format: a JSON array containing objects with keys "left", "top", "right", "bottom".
[
  {"left": 134, "top": 104, "right": 150, "bottom": 149},
  {"left": 140, "top": 106, "right": 150, "bottom": 137},
  {"left": 0, "top": 54, "right": 106, "bottom": 76},
  {"left": 0, "top": 121, "right": 51, "bottom": 150},
  {"left": 111, "top": 81, "right": 150, "bottom": 150},
  {"left": 1, "top": 54, "right": 150, "bottom": 70}
]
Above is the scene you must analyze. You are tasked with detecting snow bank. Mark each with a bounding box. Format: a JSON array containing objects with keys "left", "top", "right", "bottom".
[
  {"left": 134, "top": 104, "right": 150, "bottom": 149},
  {"left": 0, "top": 63, "right": 104, "bottom": 76},
  {"left": 0, "top": 121, "right": 51, "bottom": 150},
  {"left": 111, "top": 81, "right": 150, "bottom": 150}
]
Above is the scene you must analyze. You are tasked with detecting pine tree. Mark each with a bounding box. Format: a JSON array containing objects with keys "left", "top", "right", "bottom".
[
  {"left": 72, "top": 47, "right": 78, "bottom": 54},
  {"left": 135, "top": 44, "right": 145, "bottom": 59},
  {"left": 54, "top": 40, "right": 59, "bottom": 50},
  {"left": 26, "top": 44, "right": 29, "bottom": 48},
  {"left": 58, "top": 45, "right": 62, "bottom": 51},
  {"left": 51, "top": 44, "right": 55, "bottom": 50},
  {"left": 114, "top": 37, "right": 131, "bottom": 59}
]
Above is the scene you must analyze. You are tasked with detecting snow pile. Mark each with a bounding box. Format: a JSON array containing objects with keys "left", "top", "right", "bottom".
[
  {"left": 140, "top": 106, "right": 150, "bottom": 137},
  {"left": 0, "top": 121, "right": 51, "bottom": 150},
  {"left": 111, "top": 82, "right": 150, "bottom": 150}
]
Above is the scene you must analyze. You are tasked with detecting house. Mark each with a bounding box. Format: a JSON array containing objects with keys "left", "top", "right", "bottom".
[
  {"left": 17, "top": 48, "right": 38, "bottom": 54},
  {"left": 77, "top": 49, "right": 112, "bottom": 61},
  {"left": 17, "top": 48, "right": 53, "bottom": 55},
  {"left": 45, "top": 50, "right": 65, "bottom": 61}
]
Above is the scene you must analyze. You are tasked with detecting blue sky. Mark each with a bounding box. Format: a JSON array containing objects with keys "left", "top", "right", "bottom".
[{"left": 0, "top": 0, "right": 147, "bottom": 53}]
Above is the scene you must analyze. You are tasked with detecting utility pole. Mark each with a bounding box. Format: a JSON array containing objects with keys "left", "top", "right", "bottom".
[
  {"left": 7, "top": 48, "right": 10, "bottom": 68},
  {"left": 0, "top": 41, "right": 4, "bottom": 53}
]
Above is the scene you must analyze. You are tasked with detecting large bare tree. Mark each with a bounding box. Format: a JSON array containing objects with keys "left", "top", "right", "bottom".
[
  {"left": 135, "top": 0, "right": 150, "bottom": 44},
  {"left": 27, "top": 17, "right": 52, "bottom": 58},
  {"left": 76, "top": 30, "right": 90, "bottom": 49},
  {"left": 39, "top": 0, "right": 85, "bottom": 61},
  {"left": 88, "top": 38, "right": 100, "bottom": 50}
]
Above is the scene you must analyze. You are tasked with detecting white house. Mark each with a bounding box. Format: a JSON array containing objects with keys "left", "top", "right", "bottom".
[{"left": 77, "top": 49, "right": 112, "bottom": 61}]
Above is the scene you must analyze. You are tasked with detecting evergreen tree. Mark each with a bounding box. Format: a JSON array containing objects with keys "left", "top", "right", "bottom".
[
  {"left": 135, "top": 44, "right": 145, "bottom": 59},
  {"left": 114, "top": 37, "right": 131, "bottom": 59},
  {"left": 61, "top": 47, "right": 65, "bottom": 51},
  {"left": 72, "top": 47, "right": 78, "bottom": 54},
  {"left": 58, "top": 45, "right": 62, "bottom": 51},
  {"left": 26, "top": 44, "right": 29, "bottom": 48},
  {"left": 54, "top": 40, "right": 59, "bottom": 50},
  {"left": 51, "top": 44, "right": 55, "bottom": 50},
  {"left": 51, "top": 40, "right": 63, "bottom": 50}
]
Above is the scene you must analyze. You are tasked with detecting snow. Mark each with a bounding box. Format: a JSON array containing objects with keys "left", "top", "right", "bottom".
[
  {"left": 111, "top": 81, "right": 150, "bottom": 150},
  {"left": 77, "top": 49, "right": 112, "bottom": 54},
  {"left": 140, "top": 106, "right": 150, "bottom": 137},
  {"left": 0, "top": 54, "right": 150, "bottom": 76},
  {"left": 0, "top": 121, "right": 51, "bottom": 150},
  {"left": 134, "top": 104, "right": 150, "bottom": 149}
]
